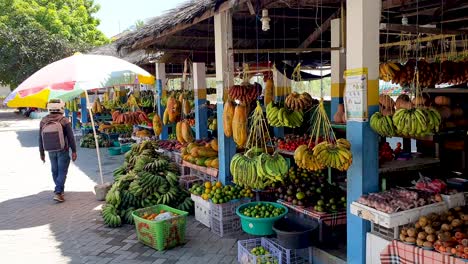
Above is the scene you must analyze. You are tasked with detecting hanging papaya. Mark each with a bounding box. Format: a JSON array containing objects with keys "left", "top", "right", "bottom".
[
  {"left": 152, "top": 113, "right": 163, "bottom": 136},
  {"left": 210, "top": 138, "right": 218, "bottom": 151},
  {"left": 232, "top": 103, "right": 248, "bottom": 147},
  {"left": 176, "top": 121, "right": 185, "bottom": 144},
  {"left": 223, "top": 100, "right": 235, "bottom": 137},
  {"left": 181, "top": 121, "right": 194, "bottom": 143},
  {"left": 167, "top": 96, "right": 178, "bottom": 123},
  {"left": 182, "top": 99, "right": 191, "bottom": 115},
  {"left": 163, "top": 108, "right": 169, "bottom": 125},
  {"left": 264, "top": 78, "right": 274, "bottom": 106}
]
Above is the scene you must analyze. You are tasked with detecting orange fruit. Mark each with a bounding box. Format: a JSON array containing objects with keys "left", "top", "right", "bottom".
[
  {"left": 215, "top": 181, "right": 222, "bottom": 188},
  {"left": 204, "top": 182, "right": 212, "bottom": 189}
]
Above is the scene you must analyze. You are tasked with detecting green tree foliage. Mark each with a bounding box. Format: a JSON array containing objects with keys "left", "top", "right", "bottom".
[{"left": 0, "top": 0, "right": 108, "bottom": 88}]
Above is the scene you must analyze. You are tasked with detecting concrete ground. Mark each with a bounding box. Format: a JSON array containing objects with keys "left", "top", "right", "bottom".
[{"left": 0, "top": 110, "right": 244, "bottom": 264}]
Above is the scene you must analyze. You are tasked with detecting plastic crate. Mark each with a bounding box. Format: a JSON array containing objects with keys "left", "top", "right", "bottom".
[
  {"left": 173, "top": 152, "right": 182, "bottom": 165},
  {"left": 210, "top": 215, "right": 242, "bottom": 237},
  {"left": 192, "top": 194, "right": 211, "bottom": 228},
  {"left": 179, "top": 175, "right": 203, "bottom": 190},
  {"left": 132, "top": 205, "right": 188, "bottom": 251},
  {"left": 370, "top": 222, "right": 399, "bottom": 241},
  {"left": 441, "top": 193, "right": 466, "bottom": 208},
  {"left": 268, "top": 238, "right": 310, "bottom": 264},
  {"left": 210, "top": 198, "right": 250, "bottom": 220},
  {"left": 237, "top": 238, "right": 282, "bottom": 264}
]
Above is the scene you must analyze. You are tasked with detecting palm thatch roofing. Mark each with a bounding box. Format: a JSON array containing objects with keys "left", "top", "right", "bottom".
[{"left": 115, "top": 0, "right": 468, "bottom": 71}]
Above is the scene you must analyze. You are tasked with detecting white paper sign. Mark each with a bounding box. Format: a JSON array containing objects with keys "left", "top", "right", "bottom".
[{"left": 344, "top": 68, "right": 368, "bottom": 122}]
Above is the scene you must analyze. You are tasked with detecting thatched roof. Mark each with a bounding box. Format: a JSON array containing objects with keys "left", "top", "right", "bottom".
[
  {"left": 115, "top": 0, "right": 468, "bottom": 68},
  {"left": 89, "top": 42, "right": 162, "bottom": 66}
]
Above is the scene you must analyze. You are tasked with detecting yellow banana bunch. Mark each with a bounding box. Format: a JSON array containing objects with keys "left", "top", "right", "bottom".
[
  {"left": 127, "top": 94, "right": 139, "bottom": 108},
  {"left": 294, "top": 145, "right": 324, "bottom": 171},
  {"left": 379, "top": 62, "right": 400, "bottom": 82},
  {"left": 313, "top": 140, "right": 353, "bottom": 171}
]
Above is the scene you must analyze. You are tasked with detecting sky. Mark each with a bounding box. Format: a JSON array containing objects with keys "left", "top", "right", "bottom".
[{"left": 94, "top": 0, "right": 187, "bottom": 37}]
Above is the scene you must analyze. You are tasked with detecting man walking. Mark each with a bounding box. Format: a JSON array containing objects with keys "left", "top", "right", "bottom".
[{"left": 39, "top": 99, "right": 77, "bottom": 202}]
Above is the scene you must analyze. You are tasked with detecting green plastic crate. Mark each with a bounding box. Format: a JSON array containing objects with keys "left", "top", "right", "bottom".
[{"left": 132, "top": 205, "right": 188, "bottom": 251}]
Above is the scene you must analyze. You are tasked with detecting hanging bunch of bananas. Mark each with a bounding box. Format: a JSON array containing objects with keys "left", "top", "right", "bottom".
[
  {"left": 91, "top": 97, "right": 103, "bottom": 114},
  {"left": 379, "top": 62, "right": 401, "bottom": 82},
  {"left": 65, "top": 99, "right": 79, "bottom": 112},
  {"left": 294, "top": 145, "right": 324, "bottom": 171},
  {"left": 139, "top": 90, "right": 154, "bottom": 108},
  {"left": 266, "top": 102, "right": 303, "bottom": 128},
  {"left": 370, "top": 111, "right": 397, "bottom": 137},
  {"left": 127, "top": 94, "right": 139, "bottom": 109},
  {"left": 392, "top": 107, "right": 441, "bottom": 137},
  {"left": 285, "top": 92, "right": 317, "bottom": 111},
  {"left": 230, "top": 101, "right": 288, "bottom": 189},
  {"left": 313, "top": 139, "right": 353, "bottom": 171}
]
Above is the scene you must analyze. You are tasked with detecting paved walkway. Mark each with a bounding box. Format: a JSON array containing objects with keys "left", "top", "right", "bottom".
[{"left": 0, "top": 110, "right": 244, "bottom": 264}]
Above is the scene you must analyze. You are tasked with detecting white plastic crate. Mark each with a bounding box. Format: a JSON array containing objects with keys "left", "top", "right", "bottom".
[
  {"left": 237, "top": 238, "right": 282, "bottom": 264},
  {"left": 191, "top": 194, "right": 211, "bottom": 228},
  {"left": 210, "top": 215, "right": 241, "bottom": 237},
  {"left": 179, "top": 175, "right": 203, "bottom": 190},
  {"left": 441, "top": 193, "right": 466, "bottom": 208},
  {"left": 268, "top": 239, "right": 309, "bottom": 264},
  {"left": 370, "top": 223, "right": 399, "bottom": 241},
  {"left": 210, "top": 199, "right": 250, "bottom": 220},
  {"left": 350, "top": 202, "right": 447, "bottom": 228}
]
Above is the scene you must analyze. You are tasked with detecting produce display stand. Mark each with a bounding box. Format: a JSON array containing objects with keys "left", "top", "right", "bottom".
[
  {"left": 181, "top": 160, "right": 218, "bottom": 180},
  {"left": 380, "top": 240, "right": 467, "bottom": 264},
  {"left": 277, "top": 199, "right": 346, "bottom": 242}
]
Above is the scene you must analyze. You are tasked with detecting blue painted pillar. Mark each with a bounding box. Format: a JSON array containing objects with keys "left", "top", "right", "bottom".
[
  {"left": 80, "top": 95, "right": 88, "bottom": 123},
  {"left": 193, "top": 63, "right": 208, "bottom": 139},
  {"left": 71, "top": 111, "right": 78, "bottom": 129},
  {"left": 272, "top": 68, "right": 291, "bottom": 138},
  {"left": 330, "top": 19, "right": 346, "bottom": 120},
  {"left": 345, "top": 0, "right": 381, "bottom": 263},
  {"left": 214, "top": 10, "right": 236, "bottom": 185},
  {"left": 65, "top": 109, "right": 69, "bottom": 117},
  {"left": 155, "top": 63, "right": 169, "bottom": 140}
]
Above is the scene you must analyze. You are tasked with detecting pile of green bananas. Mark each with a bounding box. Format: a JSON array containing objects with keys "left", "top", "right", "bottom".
[
  {"left": 65, "top": 99, "right": 79, "bottom": 112},
  {"left": 231, "top": 152, "right": 287, "bottom": 190},
  {"left": 266, "top": 102, "right": 303, "bottom": 128},
  {"left": 370, "top": 112, "right": 397, "bottom": 137},
  {"left": 102, "top": 141, "right": 193, "bottom": 228},
  {"left": 392, "top": 107, "right": 441, "bottom": 137},
  {"left": 139, "top": 90, "right": 154, "bottom": 108}
]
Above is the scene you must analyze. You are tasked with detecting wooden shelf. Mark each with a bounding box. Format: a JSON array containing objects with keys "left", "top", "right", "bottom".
[
  {"left": 379, "top": 157, "right": 440, "bottom": 174},
  {"left": 182, "top": 161, "right": 218, "bottom": 177},
  {"left": 423, "top": 87, "right": 468, "bottom": 94}
]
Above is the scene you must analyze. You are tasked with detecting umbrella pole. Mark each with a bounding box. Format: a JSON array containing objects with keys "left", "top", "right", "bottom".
[{"left": 85, "top": 92, "right": 104, "bottom": 185}]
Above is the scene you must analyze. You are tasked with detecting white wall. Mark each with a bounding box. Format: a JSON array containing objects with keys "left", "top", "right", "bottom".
[{"left": 0, "top": 85, "right": 10, "bottom": 97}]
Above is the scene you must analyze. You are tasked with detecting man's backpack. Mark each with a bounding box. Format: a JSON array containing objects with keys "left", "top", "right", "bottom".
[{"left": 42, "top": 118, "right": 66, "bottom": 152}]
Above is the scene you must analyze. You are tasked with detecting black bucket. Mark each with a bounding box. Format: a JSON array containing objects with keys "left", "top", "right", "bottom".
[{"left": 272, "top": 214, "right": 319, "bottom": 249}]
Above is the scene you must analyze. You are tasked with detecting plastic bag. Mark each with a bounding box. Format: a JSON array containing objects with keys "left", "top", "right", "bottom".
[{"left": 153, "top": 212, "right": 174, "bottom": 221}]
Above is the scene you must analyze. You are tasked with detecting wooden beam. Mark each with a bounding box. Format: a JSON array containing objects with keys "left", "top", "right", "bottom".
[
  {"left": 380, "top": 23, "right": 467, "bottom": 35},
  {"left": 131, "top": 0, "right": 248, "bottom": 50},
  {"left": 155, "top": 35, "right": 299, "bottom": 42},
  {"left": 382, "top": 0, "right": 419, "bottom": 9},
  {"left": 298, "top": 9, "right": 340, "bottom": 48},
  {"left": 379, "top": 34, "right": 455, "bottom": 48},
  {"left": 230, "top": 47, "right": 334, "bottom": 54},
  {"left": 440, "top": 16, "right": 468, "bottom": 24},
  {"left": 246, "top": 0, "right": 255, "bottom": 15}
]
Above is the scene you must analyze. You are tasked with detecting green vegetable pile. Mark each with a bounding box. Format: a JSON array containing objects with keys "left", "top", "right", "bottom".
[{"left": 79, "top": 134, "right": 110, "bottom": 148}]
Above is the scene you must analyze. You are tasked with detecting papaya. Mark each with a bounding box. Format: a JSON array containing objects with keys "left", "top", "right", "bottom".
[
  {"left": 181, "top": 147, "right": 188, "bottom": 155},
  {"left": 152, "top": 113, "right": 163, "bottom": 136},
  {"left": 163, "top": 108, "right": 169, "bottom": 125},
  {"left": 211, "top": 158, "right": 219, "bottom": 169},
  {"left": 223, "top": 100, "right": 235, "bottom": 137},
  {"left": 176, "top": 121, "right": 185, "bottom": 144},
  {"left": 232, "top": 103, "right": 248, "bottom": 147},
  {"left": 167, "top": 96, "right": 179, "bottom": 123},
  {"left": 264, "top": 78, "right": 274, "bottom": 106},
  {"left": 182, "top": 99, "right": 192, "bottom": 115},
  {"left": 197, "top": 147, "right": 218, "bottom": 158},
  {"left": 188, "top": 156, "right": 197, "bottom": 164},
  {"left": 181, "top": 121, "right": 194, "bottom": 143},
  {"left": 210, "top": 138, "right": 218, "bottom": 151},
  {"left": 197, "top": 157, "right": 208, "bottom": 166},
  {"left": 190, "top": 147, "right": 199, "bottom": 157}
]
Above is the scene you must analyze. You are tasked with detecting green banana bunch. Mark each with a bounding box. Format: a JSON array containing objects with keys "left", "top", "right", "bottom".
[
  {"left": 370, "top": 112, "right": 396, "bottom": 137},
  {"left": 266, "top": 102, "right": 303, "bottom": 128},
  {"left": 102, "top": 204, "right": 122, "bottom": 227},
  {"left": 392, "top": 107, "right": 441, "bottom": 138}
]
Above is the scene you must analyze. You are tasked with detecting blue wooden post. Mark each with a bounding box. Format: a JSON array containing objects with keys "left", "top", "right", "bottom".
[
  {"left": 65, "top": 109, "right": 69, "bottom": 117},
  {"left": 215, "top": 10, "right": 236, "bottom": 185},
  {"left": 193, "top": 63, "right": 208, "bottom": 140},
  {"left": 346, "top": 1, "right": 380, "bottom": 263},
  {"left": 272, "top": 68, "right": 291, "bottom": 138},
  {"left": 72, "top": 111, "right": 78, "bottom": 129},
  {"left": 155, "top": 63, "right": 169, "bottom": 139},
  {"left": 80, "top": 95, "right": 88, "bottom": 124}
]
